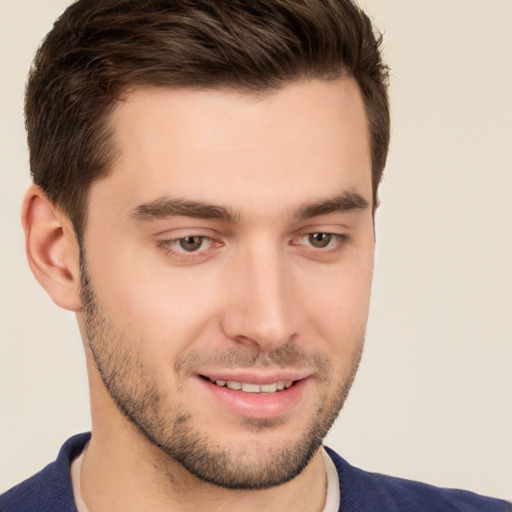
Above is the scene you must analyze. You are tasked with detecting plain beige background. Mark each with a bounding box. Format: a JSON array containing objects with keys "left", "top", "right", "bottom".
[{"left": 1, "top": 0, "right": 511, "bottom": 500}]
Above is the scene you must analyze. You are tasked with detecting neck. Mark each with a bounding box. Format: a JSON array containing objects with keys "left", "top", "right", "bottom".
[{"left": 80, "top": 425, "right": 327, "bottom": 512}]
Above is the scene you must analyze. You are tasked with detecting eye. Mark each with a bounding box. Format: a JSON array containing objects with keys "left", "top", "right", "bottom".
[
  {"left": 176, "top": 235, "right": 209, "bottom": 252},
  {"left": 307, "top": 232, "right": 333, "bottom": 248},
  {"left": 301, "top": 232, "right": 346, "bottom": 249},
  {"left": 290, "top": 231, "right": 349, "bottom": 255},
  {"left": 157, "top": 235, "right": 214, "bottom": 256}
]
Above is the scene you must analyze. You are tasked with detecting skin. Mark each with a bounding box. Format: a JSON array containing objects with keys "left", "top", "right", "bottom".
[{"left": 23, "top": 77, "right": 375, "bottom": 511}]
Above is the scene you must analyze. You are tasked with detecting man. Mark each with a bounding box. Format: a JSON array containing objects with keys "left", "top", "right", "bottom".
[{"left": 0, "top": 0, "right": 510, "bottom": 511}]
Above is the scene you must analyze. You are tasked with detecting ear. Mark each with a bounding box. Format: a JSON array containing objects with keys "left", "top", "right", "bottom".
[{"left": 22, "top": 185, "right": 82, "bottom": 311}]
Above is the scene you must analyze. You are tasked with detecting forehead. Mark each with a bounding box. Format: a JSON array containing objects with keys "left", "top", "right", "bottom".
[{"left": 90, "top": 78, "right": 372, "bottom": 221}]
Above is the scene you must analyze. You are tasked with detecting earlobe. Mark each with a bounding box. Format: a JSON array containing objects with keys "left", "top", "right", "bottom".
[{"left": 22, "top": 185, "right": 82, "bottom": 311}]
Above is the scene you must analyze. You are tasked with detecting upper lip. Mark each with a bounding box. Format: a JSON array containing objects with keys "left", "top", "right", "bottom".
[{"left": 197, "top": 370, "right": 312, "bottom": 385}]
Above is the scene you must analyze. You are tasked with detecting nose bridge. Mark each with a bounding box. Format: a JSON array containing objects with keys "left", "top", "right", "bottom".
[{"left": 223, "top": 237, "right": 297, "bottom": 350}]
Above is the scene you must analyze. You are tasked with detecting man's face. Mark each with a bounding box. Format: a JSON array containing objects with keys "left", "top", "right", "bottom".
[{"left": 79, "top": 78, "right": 375, "bottom": 489}]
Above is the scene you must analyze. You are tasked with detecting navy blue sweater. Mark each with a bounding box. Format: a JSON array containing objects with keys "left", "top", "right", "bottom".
[{"left": 1, "top": 433, "right": 510, "bottom": 511}]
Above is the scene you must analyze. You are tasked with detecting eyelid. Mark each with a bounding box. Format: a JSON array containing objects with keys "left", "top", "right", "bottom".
[
  {"left": 153, "top": 225, "right": 220, "bottom": 238},
  {"left": 291, "top": 222, "right": 350, "bottom": 240}
]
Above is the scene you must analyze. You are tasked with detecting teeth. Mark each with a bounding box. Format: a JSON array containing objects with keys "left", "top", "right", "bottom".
[
  {"left": 241, "top": 383, "right": 261, "bottom": 393},
  {"left": 211, "top": 379, "right": 293, "bottom": 393}
]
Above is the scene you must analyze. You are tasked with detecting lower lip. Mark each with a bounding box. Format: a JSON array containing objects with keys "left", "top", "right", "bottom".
[{"left": 198, "top": 377, "right": 309, "bottom": 420}]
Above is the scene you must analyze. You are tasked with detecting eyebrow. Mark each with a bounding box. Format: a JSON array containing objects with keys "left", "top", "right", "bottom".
[
  {"left": 295, "top": 190, "right": 369, "bottom": 220},
  {"left": 130, "top": 197, "right": 239, "bottom": 223},
  {"left": 130, "top": 190, "right": 369, "bottom": 224}
]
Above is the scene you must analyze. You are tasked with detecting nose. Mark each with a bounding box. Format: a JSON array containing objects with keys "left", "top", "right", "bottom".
[{"left": 221, "top": 242, "right": 299, "bottom": 352}]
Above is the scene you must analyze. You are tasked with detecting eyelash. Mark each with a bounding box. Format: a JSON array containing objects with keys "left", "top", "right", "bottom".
[{"left": 156, "top": 232, "right": 349, "bottom": 262}]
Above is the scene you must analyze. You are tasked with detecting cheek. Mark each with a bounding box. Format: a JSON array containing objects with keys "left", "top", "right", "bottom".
[
  {"left": 90, "top": 252, "right": 226, "bottom": 358},
  {"left": 299, "top": 254, "right": 373, "bottom": 348}
]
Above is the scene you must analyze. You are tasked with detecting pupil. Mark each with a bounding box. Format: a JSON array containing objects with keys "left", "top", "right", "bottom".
[
  {"left": 179, "top": 236, "right": 202, "bottom": 251},
  {"left": 309, "top": 233, "right": 331, "bottom": 248}
]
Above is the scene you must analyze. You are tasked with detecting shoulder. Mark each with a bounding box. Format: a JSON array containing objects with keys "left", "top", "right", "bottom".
[
  {"left": 324, "top": 446, "right": 512, "bottom": 512},
  {"left": 0, "top": 433, "right": 90, "bottom": 512}
]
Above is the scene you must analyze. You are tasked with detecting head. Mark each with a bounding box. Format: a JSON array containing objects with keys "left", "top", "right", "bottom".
[{"left": 23, "top": 0, "right": 389, "bottom": 492}]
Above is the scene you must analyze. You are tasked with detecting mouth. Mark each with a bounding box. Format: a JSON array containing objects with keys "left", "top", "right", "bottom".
[
  {"left": 202, "top": 376, "right": 295, "bottom": 394},
  {"left": 197, "top": 373, "right": 309, "bottom": 419}
]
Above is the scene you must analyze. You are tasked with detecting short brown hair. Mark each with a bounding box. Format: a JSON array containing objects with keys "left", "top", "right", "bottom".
[{"left": 25, "top": 0, "right": 390, "bottom": 237}]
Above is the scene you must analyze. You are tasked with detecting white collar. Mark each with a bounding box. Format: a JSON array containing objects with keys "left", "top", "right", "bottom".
[{"left": 321, "top": 446, "right": 341, "bottom": 512}]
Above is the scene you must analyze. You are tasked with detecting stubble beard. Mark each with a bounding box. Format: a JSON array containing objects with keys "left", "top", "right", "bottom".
[{"left": 80, "top": 263, "right": 364, "bottom": 490}]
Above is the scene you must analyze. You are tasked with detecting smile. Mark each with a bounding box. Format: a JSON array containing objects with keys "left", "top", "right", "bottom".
[
  {"left": 199, "top": 374, "right": 309, "bottom": 419},
  {"left": 206, "top": 377, "right": 294, "bottom": 393}
]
